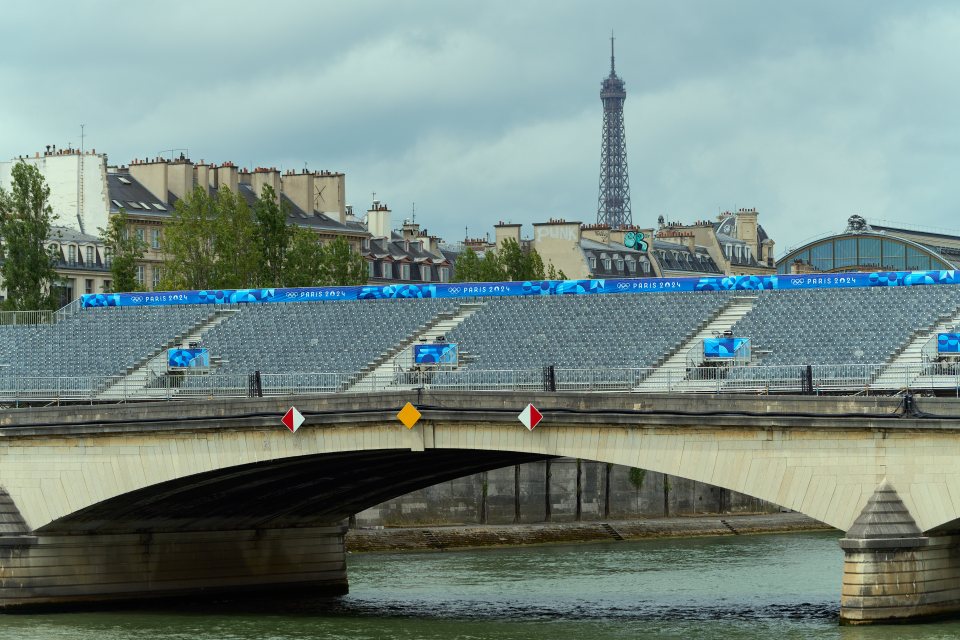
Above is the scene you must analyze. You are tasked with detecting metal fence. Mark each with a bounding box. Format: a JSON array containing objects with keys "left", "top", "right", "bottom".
[
  {"left": 0, "top": 310, "right": 54, "bottom": 326},
  {"left": 1, "top": 362, "right": 959, "bottom": 404}
]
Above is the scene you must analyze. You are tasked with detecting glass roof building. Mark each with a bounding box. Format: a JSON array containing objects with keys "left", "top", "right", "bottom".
[{"left": 776, "top": 216, "right": 960, "bottom": 274}]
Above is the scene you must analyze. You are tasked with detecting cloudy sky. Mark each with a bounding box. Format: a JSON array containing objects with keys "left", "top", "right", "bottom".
[{"left": 2, "top": 1, "right": 959, "bottom": 255}]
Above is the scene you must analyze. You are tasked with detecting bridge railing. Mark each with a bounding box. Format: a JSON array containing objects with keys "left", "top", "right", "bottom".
[{"left": 0, "top": 362, "right": 959, "bottom": 404}]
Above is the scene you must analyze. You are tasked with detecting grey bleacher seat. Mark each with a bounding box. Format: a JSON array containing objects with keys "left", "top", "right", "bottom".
[
  {"left": 197, "top": 298, "right": 457, "bottom": 377},
  {"left": 4, "top": 284, "right": 960, "bottom": 392},
  {"left": 446, "top": 291, "right": 732, "bottom": 370},
  {"left": 729, "top": 286, "right": 960, "bottom": 368},
  {"left": 0, "top": 306, "right": 213, "bottom": 380}
]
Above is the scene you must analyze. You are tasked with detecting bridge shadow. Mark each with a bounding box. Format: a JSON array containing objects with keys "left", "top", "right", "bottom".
[{"left": 39, "top": 450, "right": 553, "bottom": 534}]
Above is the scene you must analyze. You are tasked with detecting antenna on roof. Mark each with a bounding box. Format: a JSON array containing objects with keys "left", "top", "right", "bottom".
[{"left": 412, "top": 202, "right": 416, "bottom": 223}]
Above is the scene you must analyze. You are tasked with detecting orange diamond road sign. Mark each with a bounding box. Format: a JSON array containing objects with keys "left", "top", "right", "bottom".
[
  {"left": 282, "top": 406, "right": 305, "bottom": 433},
  {"left": 518, "top": 403, "right": 542, "bottom": 430},
  {"left": 397, "top": 402, "right": 422, "bottom": 429}
]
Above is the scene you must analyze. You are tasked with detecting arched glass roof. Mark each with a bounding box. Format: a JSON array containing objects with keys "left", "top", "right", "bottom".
[{"left": 776, "top": 232, "right": 955, "bottom": 274}]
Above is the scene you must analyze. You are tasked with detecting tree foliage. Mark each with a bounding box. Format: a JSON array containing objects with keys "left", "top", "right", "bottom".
[
  {"left": 100, "top": 208, "right": 146, "bottom": 293},
  {"left": 283, "top": 227, "right": 328, "bottom": 288},
  {"left": 160, "top": 185, "right": 367, "bottom": 290},
  {"left": 284, "top": 231, "right": 367, "bottom": 287},
  {"left": 0, "top": 162, "right": 58, "bottom": 310},
  {"left": 253, "top": 185, "right": 292, "bottom": 287},
  {"left": 453, "top": 238, "right": 565, "bottom": 283},
  {"left": 211, "top": 187, "right": 259, "bottom": 288},
  {"left": 320, "top": 235, "right": 368, "bottom": 286},
  {"left": 160, "top": 186, "right": 217, "bottom": 290}
]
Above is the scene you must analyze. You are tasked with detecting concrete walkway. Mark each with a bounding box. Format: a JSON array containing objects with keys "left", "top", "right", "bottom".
[{"left": 345, "top": 512, "right": 833, "bottom": 553}]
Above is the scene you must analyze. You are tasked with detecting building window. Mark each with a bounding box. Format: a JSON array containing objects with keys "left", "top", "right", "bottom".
[
  {"left": 68, "top": 245, "right": 76, "bottom": 264},
  {"left": 85, "top": 279, "right": 94, "bottom": 294},
  {"left": 589, "top": 257, "right": 597, "bottom": 269},
  {"left": 368, "top": 261, "right": 375, "bottom": 278},
  {"left": 152, "top": 267, "right": 162, "bottom": 290},
  {"left": 151, "top": 229, "right": 160, "bottom": 249},
  {"left": 136, "top": 228, "right": 145, "bottom": 243},
  {"left": 439, "top": 267, "right": 449, "bottom": 282},
  {"left": 401, "top": 264, "right": 410, "bottom": 280},
  {"left": 85, "top": 246, "right": 94, "bottom": 265},
  {"left": 136, "top": 265, "right": 144, "bottom": 285},
  {"left": 421, "top": 265, "right": 430, "bottom": 281},
  {"left": 103, "top": 279, "right": 112, "bottom": 293},
  {"left": 104, "top": 247, "right": 112, "bottom": 267}
]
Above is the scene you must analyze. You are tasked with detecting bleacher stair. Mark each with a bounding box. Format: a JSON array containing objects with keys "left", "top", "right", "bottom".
[
  {"left": 872, "top": 306, "right": 960, "bottom": 391},
  {"left": 96, "top": 308, "right": 239, "bottom": 400},
  {"left": 345, "top": 302, "right": 486, "bottom": 392},
  {"left": 634, "top": 295, "right": 758, "bottom": 392}
]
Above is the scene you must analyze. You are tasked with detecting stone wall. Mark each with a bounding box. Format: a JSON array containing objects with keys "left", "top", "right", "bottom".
[{"left": 356, "top": 459, "right": 774, "bottom": 526}]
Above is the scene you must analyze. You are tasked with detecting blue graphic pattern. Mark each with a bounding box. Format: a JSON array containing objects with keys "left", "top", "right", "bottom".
[
  {"left": 80, "top": 269, "right": 960, "bottom": 309},
  {"left": 938, "top": 334, "right": 960, "bottom": 354},
  {"left": 703, "top": 338, "right": 749, "bottom": 359},
  {"left": 168, "top": 348, "right": 210, "bottom": 368},
  {"left": 414, "top": 343, "right": 458, "bottom": 365}
]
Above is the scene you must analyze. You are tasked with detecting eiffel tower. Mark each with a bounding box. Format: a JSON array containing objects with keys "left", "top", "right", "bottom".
[{"left": 596, "top": 35, "right": 632, "bottom": 228}]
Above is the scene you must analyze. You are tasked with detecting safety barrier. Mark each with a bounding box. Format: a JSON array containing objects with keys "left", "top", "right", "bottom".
[{"left": 0, "top": 362, "right": 958, "bottom": 404}]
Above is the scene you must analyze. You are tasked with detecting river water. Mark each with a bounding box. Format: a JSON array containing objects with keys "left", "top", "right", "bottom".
[{"left": 3, "top": 531, "right": 960, "bottom": 639}]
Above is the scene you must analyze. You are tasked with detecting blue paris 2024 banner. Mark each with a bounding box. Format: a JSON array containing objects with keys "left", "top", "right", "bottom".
[{"left": 81, "top": 269, "right": 960, "bottom": 309}]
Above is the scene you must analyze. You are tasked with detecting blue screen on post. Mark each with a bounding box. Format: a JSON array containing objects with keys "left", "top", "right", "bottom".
[
  {"left": 938, "top": 333, "right": 960, "bottom": 354},
  {"left": 414, "top": 343, "right": 457, "bottom": 365},
  {"left": 168, "top": 348, "right": 210, "bottom": 368},
  {"left": 703, "top": 338, "right": 748, "bottom": 359}
]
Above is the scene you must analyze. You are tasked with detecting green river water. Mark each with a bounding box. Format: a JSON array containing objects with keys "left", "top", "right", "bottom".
[{"left": 2, "top": 531, "right": 960, "bottom": 639}]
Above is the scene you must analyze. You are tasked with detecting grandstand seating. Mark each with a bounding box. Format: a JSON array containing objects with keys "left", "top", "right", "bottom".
[
  {"left": 0, "top": 306, "right": 213, "bottom": 378},
  {"left": 729, "top": 287, "right": 960, "bottom": 366},
  {"left": 198, "top": 298, "right": 457, "bottom": 375},
  {"left": 446, "top": 292, "right": 731, "bottom": 369},
  {"left": 3, "top": 285, "right": 960, "bottom": 390}
]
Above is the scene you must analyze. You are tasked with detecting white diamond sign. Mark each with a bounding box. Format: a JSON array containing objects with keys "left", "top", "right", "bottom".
[
  {"left": 282, "top": 406, "right": 305, "bottom": 432},
  {"left": 518, "top": 404, "right": 543, "bottom": 430}
]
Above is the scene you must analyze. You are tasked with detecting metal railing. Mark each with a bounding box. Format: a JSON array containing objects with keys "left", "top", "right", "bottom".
[
  {"left": 0, "top": 310, "right": 54, "bottom": 326},
  {"left": 0, "top": 362, "right": 959, "bottom": 405}
]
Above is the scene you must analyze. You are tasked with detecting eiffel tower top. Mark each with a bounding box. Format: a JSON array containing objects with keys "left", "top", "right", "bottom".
[{"left": 601, "top": 33, "right": 625, "bottom": 98}]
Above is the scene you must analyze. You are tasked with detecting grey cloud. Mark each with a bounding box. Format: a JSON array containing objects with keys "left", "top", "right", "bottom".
[{"left": 1, "top": 1, "right": 959, "bottom": 250}]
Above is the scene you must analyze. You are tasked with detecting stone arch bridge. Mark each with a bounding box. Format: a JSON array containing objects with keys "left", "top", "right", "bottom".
[{"left": 2, "top": 391, "right": 960, "bottom": 625}]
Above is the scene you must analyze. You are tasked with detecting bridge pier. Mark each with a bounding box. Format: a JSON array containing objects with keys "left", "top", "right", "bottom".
[
  {"left": 840, "top": 481, "right": 960, "bottom": 624},
  {"left": 0, "top": 525, "right": 348, "bottom": 610}
]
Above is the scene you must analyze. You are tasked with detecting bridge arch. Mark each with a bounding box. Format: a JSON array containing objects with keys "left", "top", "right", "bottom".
[
  {"left": 4, "top": 392, "right": 960, "bottom": 623},
  {"left": 4, "top": 391, "right": 959, "bottom": 535}
]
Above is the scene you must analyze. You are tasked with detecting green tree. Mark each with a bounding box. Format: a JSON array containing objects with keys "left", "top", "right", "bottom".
[
  {"left": 546, "top": 262, "right": 568, "bottom": 280},
  {"left": 453, "top": 241, "right": 557, "bottom": 283},
  {"left": 0, "top": 162, "right": 58, "bottom": 310},
  {"left": 452, "top": 247, "right": 482, "bottom": 282},
  {"left": 253, "top": 185, "right": 292, "bottom": 287},
  {"left": 211, "top": 187, "right": 259, "bottom": 288},
  {"left": 100, "top": 208, "right": 146, "bottom": 292},
  {"left": 283, "top": 227, "right": 328, "bottom": 287},
  {"left": 499, "top": 238, "right": 544, "bottom": 281},
  {"left": 283, "top": 231, "right": 368, "bottom": 287},
  {"left": 320, "top": 235, "right": 367, "bottom": 286},
  {"left": 160, "top": 186, "right": 217, "bottom": 290}
]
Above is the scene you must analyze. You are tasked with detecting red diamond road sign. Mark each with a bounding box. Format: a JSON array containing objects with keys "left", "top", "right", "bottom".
[
  {"left": 518, "top": 403, "right": 542, "bottom": 430},
  {"left": 282, "top": 407, "right": 305, "bottom": 433}
]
